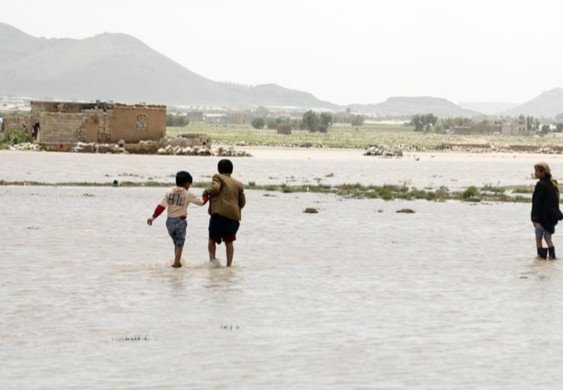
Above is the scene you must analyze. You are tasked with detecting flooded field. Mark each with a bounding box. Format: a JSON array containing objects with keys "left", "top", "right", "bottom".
[
  {"left": 3, "top": 148, "right": 563, "bottom": 189},
  {"left": 2, "top": 150, "right": 563, "bottom": 388}
]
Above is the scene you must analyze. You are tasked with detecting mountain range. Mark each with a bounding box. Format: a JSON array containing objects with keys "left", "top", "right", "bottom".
[
  {"left": 0, "top": 22, "right": 336, "bottom": 109},
  {"left": 0, "top": 21, "right": 562, "bottom": 117},
  {"left": 350, "top": 97, "right": 480, "bottom": 117}
]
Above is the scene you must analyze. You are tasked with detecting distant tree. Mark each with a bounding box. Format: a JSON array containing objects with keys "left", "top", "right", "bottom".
[
  {"left": 351, "top": 114, "right": 364, "bottom": 126},
  {"left": 318, "top": 112, "right": 333, "bottom": 132},
  {"left": 166, "top": 114, "right": 189, "bottom": 127},
  {"left": 435, "top": 117, "right": 472, "bottom": 131},
  {"left": 251, "top": 117, "right": 265, "bottom": 129},
  {"left": 526, "top": 116, "right": 540, "bottom": 131},
  {"left": 276, "top": 117, "right": 291, "bottom": 126},
  {"left": 290, "top": 118, "right": 303, "bottom": 129},
  {"left": 301, "top": 111, "right": 333, "bottom": 132},
  {"left": 556, "top": 123, "right": 563, "bottom": 132},
  {"left": 411, "top": 114, "right": 438, "bottom": 132},
  {"left": 333, "top": 112, "right": 352, "bottom": 124},
  {"left": 302, "top": 110, "right": 318, "bottom": 132},
  {"left": 266, "top": 118, "right": 278, "bottom": 129},
  {"left": 540, "top": 124, "right": 550, "bottom": 135},
  {"left": 254, "top": 106, "right": 269, "bottom": 118}
]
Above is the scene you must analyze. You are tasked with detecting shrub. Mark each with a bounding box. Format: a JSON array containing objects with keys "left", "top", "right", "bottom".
[
  {"left": 461, "top": 186, "right": 479, "bottom": 199},
  {"left": 251, "top": 117, "right": 265, "bottom": 129},
  {"left": 0, "top": 129, "right": 30, "bottom": 146}
]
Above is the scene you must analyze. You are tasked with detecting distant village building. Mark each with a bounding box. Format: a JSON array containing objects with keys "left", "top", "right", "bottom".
[
  {"left": 500, "top": 121, "right": 529, "bottom": 136},
  {"left": 202, "top": 110, "right": 252, "bottom": 124},
  {"left": 448, "top": 120, "right": 531, "bottom": 136},
  {"left": 203, "top": 113, "right": 227, "bottom": 124},
  {"left": 28, "top": 101, "right": 166, "bottom": 144},
  {"left": 276, "top": 124, "right": 292, "bottom": 135},
  {"left": 227, "top": 110, "right": 252, "bottom": 124},
  {"left": 187, "top": 111, "right": 204, "bottom": 122}
]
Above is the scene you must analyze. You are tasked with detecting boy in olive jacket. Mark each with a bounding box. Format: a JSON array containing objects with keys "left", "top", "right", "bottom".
[{"left": 203, "top": 159, "right": 246, "bottom": 267}]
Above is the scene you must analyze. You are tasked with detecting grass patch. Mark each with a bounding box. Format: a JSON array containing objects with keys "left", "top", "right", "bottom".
[
  {"left": 0, "top": 130, "right": 31, "bottom": 148},
  {"left": 0, "top": 180, "right": 533, "bottom": 203},
  {"left": 167, "top": 122, "right": 563, "bottom": 151},
  {"left": 460, "top": 186, "right": 479, "bottom": 199}
]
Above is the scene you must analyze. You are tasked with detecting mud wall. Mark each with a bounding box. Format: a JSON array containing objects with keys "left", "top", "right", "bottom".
[{"left": 109, "top": 105, "right": 166, "bottom": 143}]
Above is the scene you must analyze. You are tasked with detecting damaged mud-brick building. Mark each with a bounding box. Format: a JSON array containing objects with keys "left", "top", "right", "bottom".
[{"left": 30, "top": 101, "right": 166, "bottom": 144}]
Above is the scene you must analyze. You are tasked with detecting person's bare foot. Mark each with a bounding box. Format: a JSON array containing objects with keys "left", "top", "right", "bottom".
[{"left": 172, "top": 263, "right": 182, "bottom": 268}]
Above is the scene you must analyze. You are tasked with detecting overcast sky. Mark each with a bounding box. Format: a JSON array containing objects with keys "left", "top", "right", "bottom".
[{"left": 2, "top": 0, "right": 562, "bottom": 105}]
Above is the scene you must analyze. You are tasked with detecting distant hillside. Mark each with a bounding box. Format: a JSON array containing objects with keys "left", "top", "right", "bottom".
[
  {"left": 0, "top": 22, "right": 337, "bottom": 109},
  {"left": 503, "top": 88, "right": 563, "bottom": 118},
  {"left": 458, "top": 101, "right": 517, "bottom": 115},
  {"left": 349, "top": 96, "right": 480, "bottom": 118}
]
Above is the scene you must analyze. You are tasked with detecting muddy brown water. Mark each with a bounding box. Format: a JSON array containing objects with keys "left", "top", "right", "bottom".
[{"left": 1, "top": 150, "right": 563, "bottom": 388}]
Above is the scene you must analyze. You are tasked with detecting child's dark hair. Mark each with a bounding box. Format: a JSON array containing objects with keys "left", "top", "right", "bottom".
[
  {"left": 218, "top": 159, "right": 233, "bottom": 174},
  {"left": 176, "top": 171, "right": 193, "bottom": 186}
]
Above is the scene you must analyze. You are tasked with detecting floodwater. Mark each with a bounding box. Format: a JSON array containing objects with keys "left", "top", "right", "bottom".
[
  {"left": 2, "top": 148, "right": 563, "bottom": 189},
  {"left": 2, "top": 150, "right": 563, "bottom": 389}
]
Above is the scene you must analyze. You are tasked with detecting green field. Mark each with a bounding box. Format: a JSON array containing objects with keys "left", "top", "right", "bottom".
[{"left": 167, "top": 122, "right": 563, "bottom": 150}]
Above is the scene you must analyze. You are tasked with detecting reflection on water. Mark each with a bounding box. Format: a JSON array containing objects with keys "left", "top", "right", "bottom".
[{"left": 1, "top": 154, "right": 563, "bottom": 387}]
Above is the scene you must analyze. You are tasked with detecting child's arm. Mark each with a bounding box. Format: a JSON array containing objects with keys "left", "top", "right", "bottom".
[
  {"left": 205, "top": 174, "right": 222, "bottom": 197},
  {"left": 147, "top": 199, "right": 167, "bottom": 226},
  {"left": 239, "top": 188, "right": 246, "bottom": 209},
  {"left": 187, "top": 191, "right": 206, "bottom": 206}
]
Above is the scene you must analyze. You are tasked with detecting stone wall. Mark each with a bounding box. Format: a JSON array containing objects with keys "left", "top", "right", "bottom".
[
  {"left": 38, "top": 112, "right": 87, "bottom": 143},
  {"left": 501, "top": 123, "right": 530, "bottom": 136},
  {"left": 32, "top": 101, "right": 166, "bottom": 144},
  {"left": 109, "top": 105, "right": 166, "bottom": 143},
  {"left": 3, "top": 116, "right": 31, "bottom": 134}
]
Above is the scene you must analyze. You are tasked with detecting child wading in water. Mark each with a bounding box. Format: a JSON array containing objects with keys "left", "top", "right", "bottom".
[
  {"left": 531, "top": 162, "right": 563, "bottom": 260},
  {"left": 203, "top": 159, "right": 246, "bottom": 267},
  {"left": 147, "top": 171, "right": 205, "bottom": 267}
]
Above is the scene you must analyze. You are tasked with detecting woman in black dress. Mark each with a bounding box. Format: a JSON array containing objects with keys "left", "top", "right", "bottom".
[{"left": 531, "top": 161, "right": 563, "bottom": 259}]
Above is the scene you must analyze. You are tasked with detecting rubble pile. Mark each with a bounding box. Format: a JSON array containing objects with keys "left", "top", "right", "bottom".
[
  {"left": 73, "top": 142, "right": 126, "bottom": 154},
  {"left": 364, "top": 145, "right": 404, "bottom": 157},
  {"left": 157, "top": 145, "right": 213, "bottom": 156},
  {"left": 9, "top": 143, "right": 41, "bottom": 151}
]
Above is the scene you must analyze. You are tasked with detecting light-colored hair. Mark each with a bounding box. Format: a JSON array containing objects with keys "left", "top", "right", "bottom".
[{"left": 535, "top": 161, "right": 559, "bottom": 196}]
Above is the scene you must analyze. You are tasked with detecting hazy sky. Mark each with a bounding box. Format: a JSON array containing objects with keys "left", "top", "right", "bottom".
[{"left": 2, "top": 0, "right": 563, "bottom": 105}]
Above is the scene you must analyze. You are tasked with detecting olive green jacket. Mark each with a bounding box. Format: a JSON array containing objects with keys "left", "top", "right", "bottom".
[{"left": 205, "top": 174, "right": 246, "bottom": 221}]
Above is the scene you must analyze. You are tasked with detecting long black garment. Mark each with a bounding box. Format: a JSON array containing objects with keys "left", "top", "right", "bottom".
[{"left": 531, "top": 177, "right": 562, "bottom": 234}]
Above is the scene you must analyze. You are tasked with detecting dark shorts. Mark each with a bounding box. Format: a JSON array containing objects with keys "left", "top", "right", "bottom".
[
  {"left": 166, "top": 217, "right": 187, "bottom": 247},
  {"left": 209, "top": 214, "right": 240, "bottom": 244}
]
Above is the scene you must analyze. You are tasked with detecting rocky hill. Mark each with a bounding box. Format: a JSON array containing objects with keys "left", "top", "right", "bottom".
[
  {"left": 349, "top": 96, "right": 480, "bottom": 117},
  {"left": 502, "top": 88, "right": 563, "bottom": 118},
  {"left": 0, "top": 22, "right": 337, "bottom": 109}
]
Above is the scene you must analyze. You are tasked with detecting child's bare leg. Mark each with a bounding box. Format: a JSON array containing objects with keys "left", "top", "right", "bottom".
[
  {"left": 545, "top": 238, "right": 554, "bottom": 248},
  {"left": 226, "top": 242, "right": 234, "bottom": 267},
  {"left": 536, "top": 237, "right": 543, "bottom": 248},
  {"left": 208, "top": 239, "right": 217, "bottom": 261},
  {"left": 173, "top": 245, "right": 183, "bottom": 268}
]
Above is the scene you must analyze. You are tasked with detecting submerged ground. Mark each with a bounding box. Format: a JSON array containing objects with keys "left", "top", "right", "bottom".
[{"left": 1, "top": 149, "right": 563, "bottom": 388}]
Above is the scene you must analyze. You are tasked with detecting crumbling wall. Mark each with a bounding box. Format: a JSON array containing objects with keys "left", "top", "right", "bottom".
[
  {"left": 31, "top": 101, "right": 98, "bottom": 126},
  {"left": 38, "top": 109, "right": 114, "bottom": 144},
  {"left": 110, "top": 105, "right": 166, "bottom": 143},
  {"left": 31, "top": 100, "right": 166, "bottom": 144},
  {"left": 38, "top": 112, "right": 87, "bottom": 143},
  {"left": 3, "top": 116, "right": 31, "bottom": 133}
]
